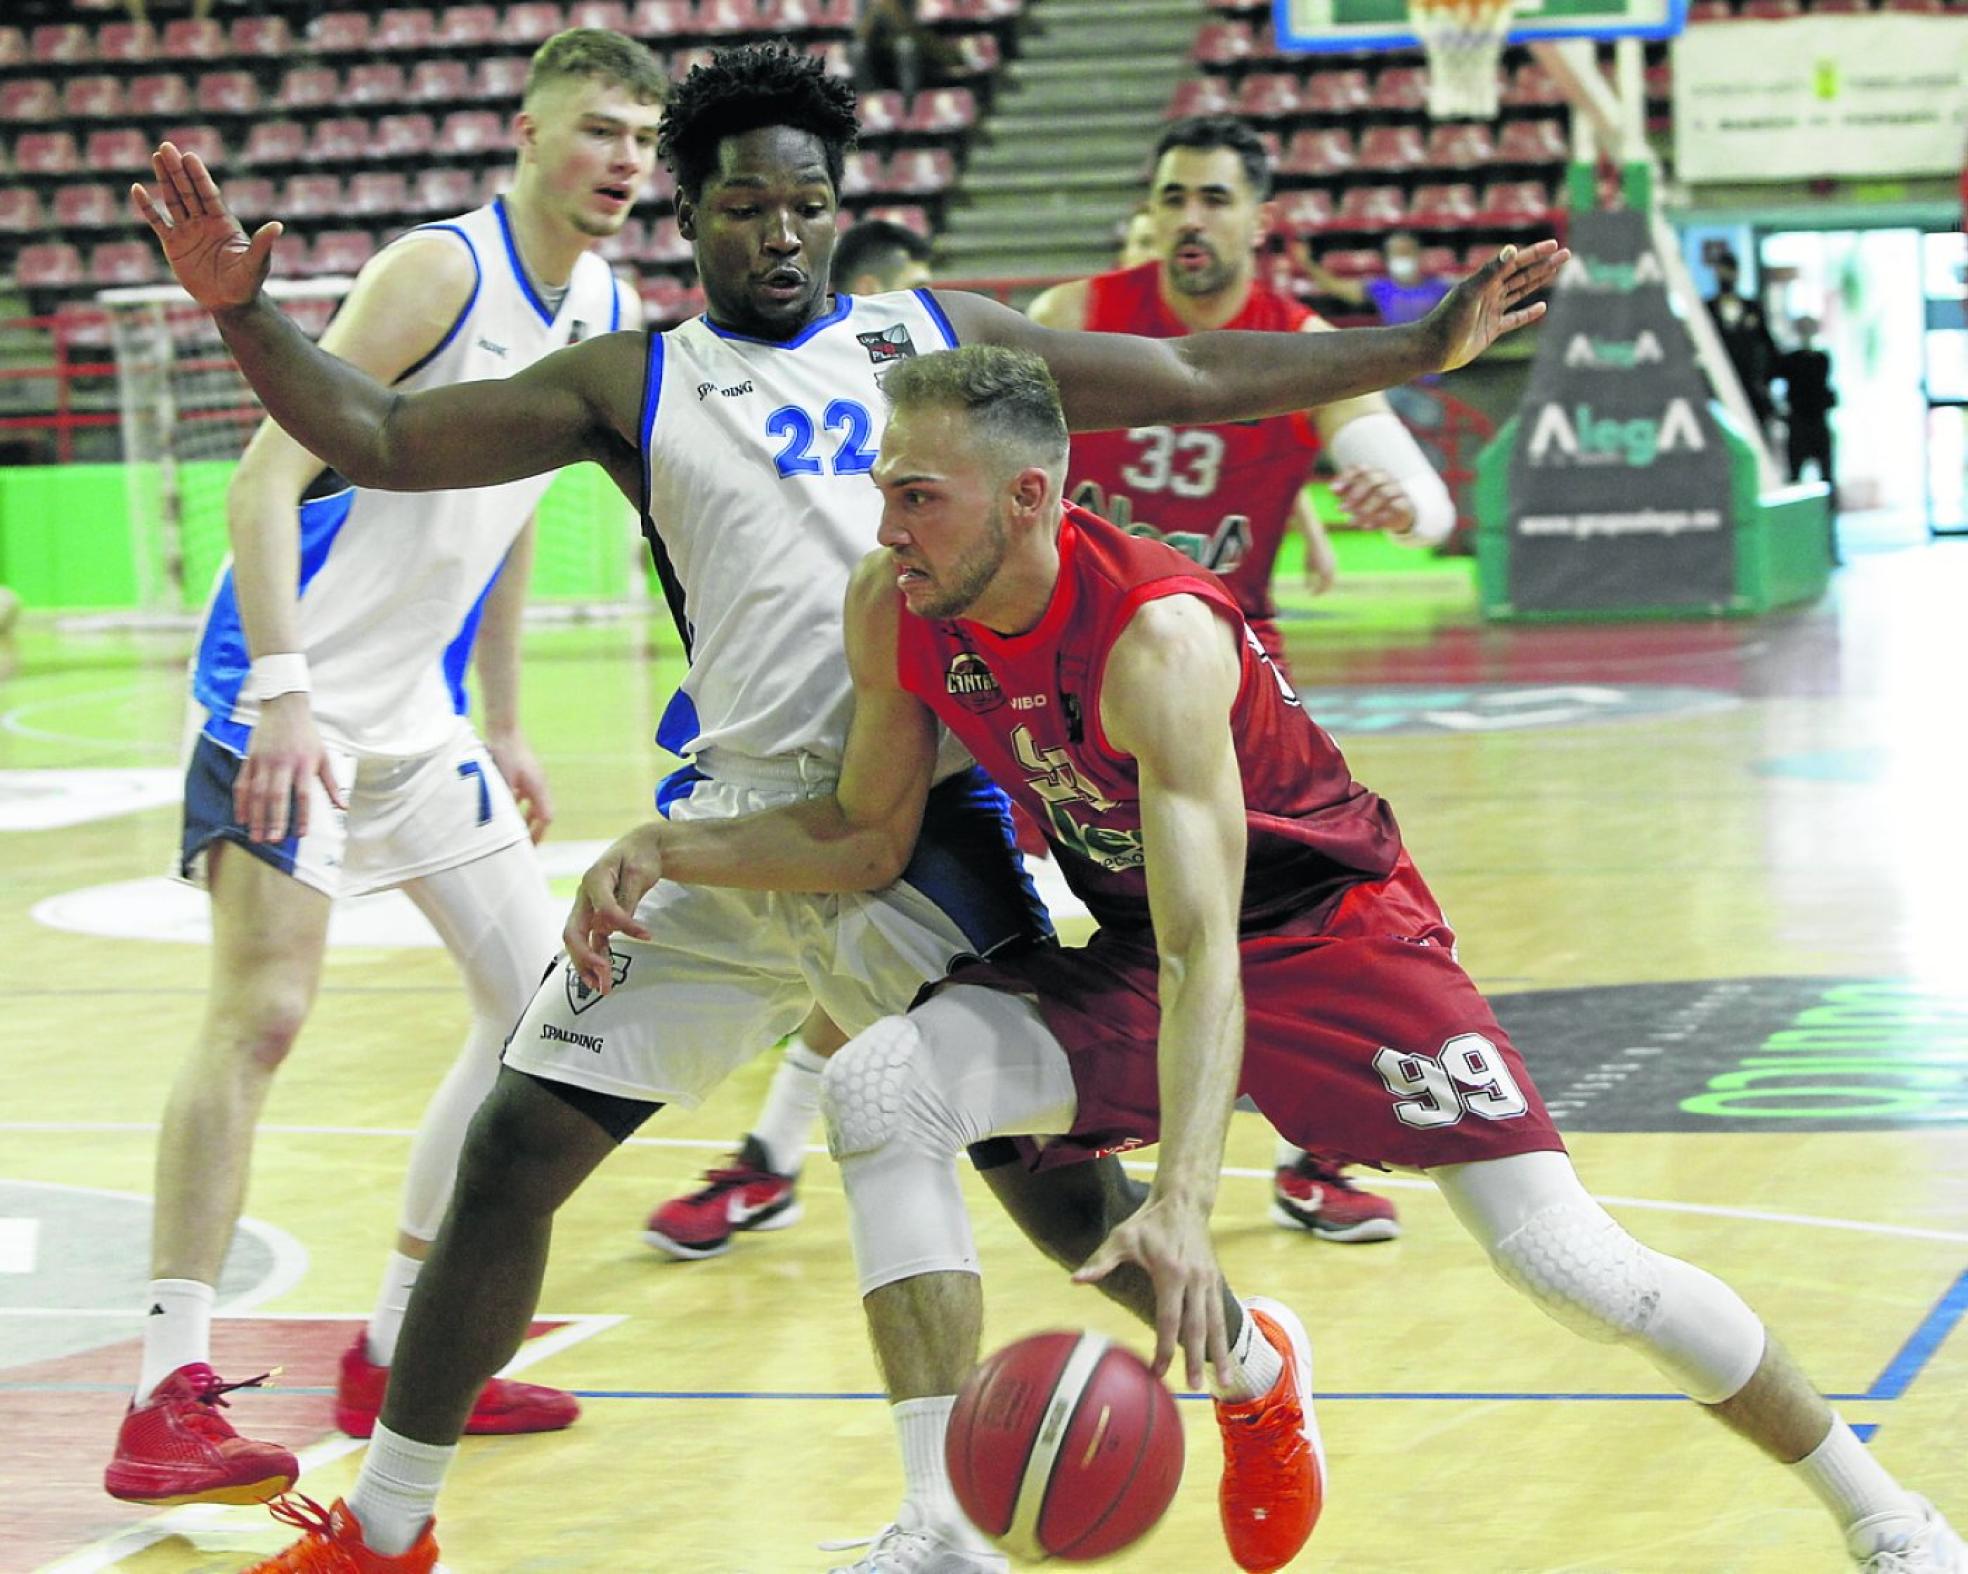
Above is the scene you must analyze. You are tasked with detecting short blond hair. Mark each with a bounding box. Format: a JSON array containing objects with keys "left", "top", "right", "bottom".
[{"left": 523, "top": 28, "right": 667, "bottom": 109}]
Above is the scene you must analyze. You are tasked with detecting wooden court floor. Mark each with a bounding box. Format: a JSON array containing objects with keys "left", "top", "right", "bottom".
[{"left": 3, "top": 545, "right": 1966, "bottom": 1572}]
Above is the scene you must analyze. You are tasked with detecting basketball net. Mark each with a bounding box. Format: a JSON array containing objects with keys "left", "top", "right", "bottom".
[{"left": 1411, "top": 0, "right": 1516, "bottom": 120}]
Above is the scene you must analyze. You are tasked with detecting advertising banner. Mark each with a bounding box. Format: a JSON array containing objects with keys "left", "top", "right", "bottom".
[
  {"left": 1673, "top": 16, "right": 1968, "bottom": 182},
  {"left": 1505, "top": 210, "right": 1738, "bottom": 613}
]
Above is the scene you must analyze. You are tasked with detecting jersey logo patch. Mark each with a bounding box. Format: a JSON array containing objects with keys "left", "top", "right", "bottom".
[
  {"left": 944, "top": 651, "right": 1004, "bottom": 714},
  {"left": 858, "top": 323, "right": 918, "bottom": 364},
  {"left": 565, "top": 951, "right": 630, "bottom": 1015}
]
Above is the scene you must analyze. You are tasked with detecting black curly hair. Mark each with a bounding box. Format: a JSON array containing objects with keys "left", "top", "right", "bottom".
[{"left": 658, "top": 43, "right": 860, "bottom": 202}]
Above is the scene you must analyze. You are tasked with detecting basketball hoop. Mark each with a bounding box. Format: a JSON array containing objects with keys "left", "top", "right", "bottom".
[{"left": 1411, "top": 0, "right": 1516, "bottom": 120}]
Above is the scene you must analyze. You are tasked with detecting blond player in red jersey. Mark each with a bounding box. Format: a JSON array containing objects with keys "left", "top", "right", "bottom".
[{"left": 1029, "top": 115, "right": 1459, "bottom": 1244}]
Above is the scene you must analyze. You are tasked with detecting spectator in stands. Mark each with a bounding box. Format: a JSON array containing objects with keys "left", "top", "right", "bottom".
[
  {"left": 1300, "top": 230, "right": 1452, "bottom": 328},
  {"left": 1116, "top": 205, "right": 1155, "bottom": 269},
  {"left": 854, "top": 0, "right": 963, "bottom": 101},
  {"left": 832, "top": 217, "right": 931, "bottom": 295},
  {"left": 1705, "top": 249, "right": 1778, "bottom": 433}
]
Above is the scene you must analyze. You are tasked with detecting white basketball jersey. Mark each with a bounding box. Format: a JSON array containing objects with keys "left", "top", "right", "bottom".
[
  {"left": 641, "top": 288, "right": 971, "bottom": 778},
  {"left": 193, "top": 198, "right": 627, "bottom": 759}
]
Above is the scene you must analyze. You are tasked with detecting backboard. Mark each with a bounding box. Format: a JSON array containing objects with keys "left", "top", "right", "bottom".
[{"left": 1273, "top": 0, "right": 1687, "bottom": 51}]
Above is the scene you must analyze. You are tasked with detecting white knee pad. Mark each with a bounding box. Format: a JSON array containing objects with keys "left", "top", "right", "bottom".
[
  {"left": 1491, "top": 1201, "right": 1766, "bottom": 1404},
  {"left": 821, "top": 1015, "right": 926, "bottom": 1159}
]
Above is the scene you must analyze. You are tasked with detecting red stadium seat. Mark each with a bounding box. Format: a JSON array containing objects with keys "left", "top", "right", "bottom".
[
  {"left": 271, "top": 233, "right": 311, "bottom": 275},
  {"left": 884, "top": 148, "right": 955, "bottom": 195},
  {"left": 160, "top": 18, "right": 225, "bottom": 59},
  {"left": 952, "top": 31, "right": 1002, "bottom": 75},
  {"left": 282, "top": 173, "right": 345, "bottom": 218},
  {"left": 1278, "top": 188, "right": 1336, "bottom": 234},
  {"left": 346, "top": 64, "right": 410, "bottom": 106},
  {"left": 858, "top": 90, "right": 907, "bottom": 136},
  {"left": 474, "top": 57, "right": 532, "bottom": 100},
  {"left": 64, "top": 75, "right": 126, "bottom": 119},
  {"left": 1741, "top": 0, "right": 1800, "bottom": 14},
  {"left": 96, "top": 21, "right": 156, "bottom": 61},
  {"left": 1418, "top": 243, "right": 1462, "bottom": 277},
  {"left": 1371, "top": 64, "right": 1429, "bottom": 112},
  {"left": 1498, "top": 118, "right": 1567, "bottom": 163},
  {"left": 1319, "top": 246, "right": 1386, "bottom": 279},
  {"left": 840, "top": 150, "right": 883, "bottom": 198},
  {"left": 806, "top": 38, "right": 853, "bottom": 75},
  {"left": 16, "top": 242, "right": 86, "bottom": 289},
  {"left": 905, "top": 87, "right": 978, "bottom": 133},
  {"left": 128, "top": 73, "right": 194, "bottom": 116},
  {"left": 161, "top": 125, "right": 228, "bottom": 168},
  {"left": 90, "top": 240, "right": 157, "bottom": 286},
  {"left": 477, "top": 167, "right": 510, "bottom": 204},
  {"left": 648, "top": 215, "right": 693, "bottom": 263},
  {"left": 230, "top": 16, "right": 293, "bottom": 57},
  {"left": 54, "top": 182, "right": 119, "bottom": 228},
  {"left": 862, "top": 202, "right": 930, "bottom": 234},
  {"left": 1331, "top": 184, "right": 1408, "bottom": 230},
  {"left": 31, "top": 24, "right": 91, "bottom": 63},
  {"left": 1426, "top": 122, "right": 1496, "bottom": 169},
  {"left": 307, "top": 118, "right": 372, "bottom": 164},
  {"left": 1687, "top": 0, "right": 1733, "bottom": 17},
  {"left": 761, "top": 0, "right": 826, "bottom": 27},
  {"left": 1882, "top": 0, "right": 1942, "bottom": 10},
  {"left": 310, "top": 229, "right": 378, "bottom": 276},
  {"left": 0, "top": 188, "right": 45, "bottom": 233},
  {"left": 1645, "top": 60, "right": 1672, "bottom": 99},
  {"left": 1409, "top": 181, "right": 1479, "bottom": 228},
  {"left": 348, "top": 171, "right": 411, "bottom": 216},
  {"left": 597, "top": 217, "right": 645, "bottom": 264},
  {"left": 813, "top": 0, "right": 860, "bottom": 28},
  {"left": 0, "top": 80, "right": 60, "bottom": 123},
  {"left": 224, "top": 176, "right": 276, "bottom": 220},
  {"left": 673, "top": 45, "right": 719, "bottom": 75},
  {"left": 375, "top": 114, "right": 437, "bottom": 157},
  {"left": 309, "top": 12, "right": 374, "bottom": 52},
  {"left": 0, "top": 27, "right": 26, "bottom": 67},
  {"left": 1503, "top": 60, "right": 1568, "bottom": 105},
  {"left": 373, "top": 9, "right": 438, "bottom": 50},
  {"left": 1280, "top": 126, "right": 1356, "bottom": 176},
  {"left": 698, "top": 0, "right": 767, "bottom": 31},
  {"left": 244, "top": 120, "right": 308, "bottom": 166},
  {"left": 438, "top": 111, "right": 507, "bottom": 156},
  {"left": 1475, "top": 179, "right": 1551, "bottom": 226},
  {"left": 1235, "top": 71, "right": 1304, "bottom": 118},
  {"left": 1165, "top": 76, "right": 1235, "bottom": 119},
  {"left": 197, "top": 71, "right": 261, "bottom": 115},
  {"left": 289, "top": 297, "right": 338, "bottom": 338},
  {"left": 1358, "top": 124, "right": 1427, "bottom": 172},
  {"left": 1191, "top": 20, "right": 1255, "bottom": 66},
  {"left": 437, "top": 6, "right": 501, "bottom": 47},
  {"left": 13, "top": 132, "right": 81, "bottom": 177},
  {"left": 1302, "top": 68, "right": 1372, "bottom": 112},
  {"left": 408, "top": 60, "right": 472, "bottom": 102},
  {"left": 86, "top": 129, "right": 155, "bottom": 172},
  {"left": 413, "top": 167, "right": 478, "bottom": 213},
  {"left": 631, "top": 0, "right": 700, "bottom": 34},
  {"left": 505, "top": 4, "right": 568, "bottom": 44},
  {"left": 568, "top": 0, "right": 633, "bottom": 26},
  {"left": 278, "top": 67, "right": 341, "bottom": 109}
]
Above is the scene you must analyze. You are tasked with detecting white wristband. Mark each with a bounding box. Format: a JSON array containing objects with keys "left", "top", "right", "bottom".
[
  {"left": 249, "top": 653, "right": 311, "bottom": 701},
  {"left": 1327, "top": 410, "right": 1457, "bottom": 546}
]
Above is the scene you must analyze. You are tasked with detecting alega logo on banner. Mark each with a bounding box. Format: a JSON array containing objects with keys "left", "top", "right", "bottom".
[
  {"left": 1526, "top": 398, "right": 1707, "bottom": 467},
  {"left": 1558, "top": 251, "right": 1666, "bottom": 293},
  {"left": 1563, "top": 330, "right": 1667, "bottom": 369}
]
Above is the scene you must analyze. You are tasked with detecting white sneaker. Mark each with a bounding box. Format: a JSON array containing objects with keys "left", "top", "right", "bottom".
[
  {"left": 820, "top": 1522, "right": 1008, "bottom": 1574},
  {"left": 1853, "top": 1496, "right": 1966, "bottom": 1572}
]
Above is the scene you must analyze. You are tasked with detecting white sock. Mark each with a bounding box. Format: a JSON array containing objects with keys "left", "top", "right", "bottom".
[
  {"left": 750, "top": 1037, "right": 827, "bottom": 1176},
  {"left": 1794, "top": 1415, "right": 1921, "bottom": 1547},
  {"left": 137, "top": 1278, "right": 214, "bottom": 1402},
  {"left": 363, "top": 1250, "right": 424, "bottom": 1367},
  {"left": 894, "top": 1396, "right": 994, "bottom": 1552},
  {"left": 1209, "top": 1299, "right": 1285, "bottom": 1403},
  {"left": 1274, "top": 1137, "right": 1307, "bottom": 1170},
  {"left": 347, "top": 1423, "right": 455, "bottom": 1557}
]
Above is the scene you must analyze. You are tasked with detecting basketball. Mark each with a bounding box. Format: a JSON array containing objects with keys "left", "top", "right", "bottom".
[{"left": 945, "top": 1331, "right": 1184, "bottom": 1564}]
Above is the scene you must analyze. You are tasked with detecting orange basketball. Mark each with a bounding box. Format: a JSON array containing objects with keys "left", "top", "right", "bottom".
[{"left": 946, "top": 1331, "right": 1184, "bottom": 1563}]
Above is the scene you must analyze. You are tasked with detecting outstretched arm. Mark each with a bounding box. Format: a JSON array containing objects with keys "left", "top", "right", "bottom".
[
  {"left": 131, "top": 142, "right": 642, "bottom": 493},
  {"left": 1073, "top": 593, "right": 1247, "bottom": 1390},
  {"left": 938, "top": 240, "right": 1566, "bottom": 433},
  {"left": 564, "top": 552, "right": 940, "bottom": 992}
]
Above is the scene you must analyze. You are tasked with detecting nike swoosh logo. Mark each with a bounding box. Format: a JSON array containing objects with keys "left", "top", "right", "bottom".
[{"left": 728, "top": 1193, "right": 781, "bottom": 1225}]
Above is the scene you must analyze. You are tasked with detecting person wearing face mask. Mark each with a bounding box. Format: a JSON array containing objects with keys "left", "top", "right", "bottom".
[
  {"left": 1302, "top": 230, "right": 1454, "bottom": 328},
  {"left": 1706, "top": 249, "right": 1779, "bottom": 433}
]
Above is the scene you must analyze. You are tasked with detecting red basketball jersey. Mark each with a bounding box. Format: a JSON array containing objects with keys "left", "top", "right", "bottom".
[
  {"left": 895, "top": 505, "right": 1401, "bottom": 933},
  {"left": 1072, "top": 263, "right": 1323, "bottom": 623}
]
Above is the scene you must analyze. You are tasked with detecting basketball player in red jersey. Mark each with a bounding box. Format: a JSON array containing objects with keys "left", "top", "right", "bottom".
[
  {"left": 1031, "top": 115, "right": 1461, "bottom": 1244},
  {"left": 569, "top": 346, "right": 1963, "bottom": 1574}
]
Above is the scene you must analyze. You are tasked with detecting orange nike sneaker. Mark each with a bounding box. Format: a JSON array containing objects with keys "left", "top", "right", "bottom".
[
  {"left": 244, "top": 1496, "right": 440, "bottom": 1574},
  {"left": 1213, "top": 1297, "right": 1326, "bottom": 1574},
  {"left": 104, "top": 1363, "right": 298, "bottom": 1506},
  {"left": 333, "top": 1333, "right": 578, "bottom": 1438}
]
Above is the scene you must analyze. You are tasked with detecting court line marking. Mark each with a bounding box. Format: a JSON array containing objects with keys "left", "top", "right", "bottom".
[
  {"left": 32, "top": 1314, "right": 623, "bottom": 1574},
  {"left": 0, "top": 681, "right": 178, "bottom": 753},
  {"left": 1865, "top": 1267, "right": 1968, "bottom": 1401}
]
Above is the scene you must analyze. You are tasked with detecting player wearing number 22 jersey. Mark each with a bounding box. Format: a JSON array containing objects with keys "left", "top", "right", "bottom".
[{"left": 1070, "top": 262, "right": 1322, "bottom": 665}]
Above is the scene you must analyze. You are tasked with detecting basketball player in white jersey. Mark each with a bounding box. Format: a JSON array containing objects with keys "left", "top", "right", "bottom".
[
  {"left": 132, "top": 42, "right": 1561, "bottom": 1569},
  {"left": 103, "top": 30, "right": 662, "bottom": 1511}
]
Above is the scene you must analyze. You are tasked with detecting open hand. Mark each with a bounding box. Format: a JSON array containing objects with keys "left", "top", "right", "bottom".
[
  {"left": 1331, "top": 464, "right": 1414, "bottom": 537},
  {"left": 130, "top": 141, "right": 282, "bottom": 313},
  {"left": 236, "top": 692, "right": 345, "bottom": 843},
  {"left": 563, "top": 825, "right": 661, "bottom": 994},
  {"left": 1073, "top": 1193, "right": 1231, "bottom": 1392},
  {"left": 1429, "top": 239, "right": 1569, "bottom": 373},
  {"left": 488, "top": 730, "right": 554, "bottom": 845}
]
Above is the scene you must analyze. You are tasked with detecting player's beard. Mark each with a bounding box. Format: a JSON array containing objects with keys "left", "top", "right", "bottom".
[
  {"left": 913, "top": 509, "right": 1010, "bottom": 620},
  {"left": 1167, "top": 237, "right": 1237, "bottom": 298}
]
